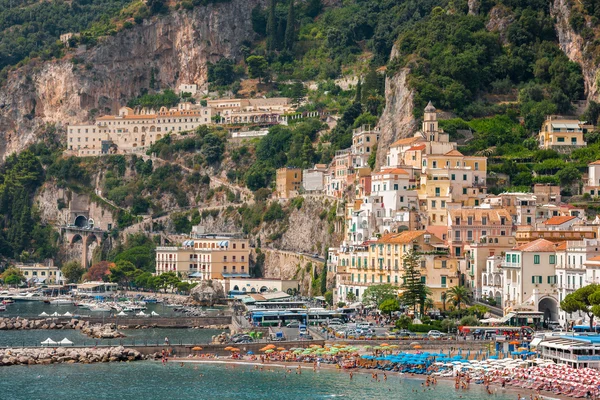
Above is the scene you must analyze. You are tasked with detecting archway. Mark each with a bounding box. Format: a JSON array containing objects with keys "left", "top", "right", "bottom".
[
  {"left": 495, "top": 291, "right": 502, "bottom": 306},
  {"left": 260, "top": 286, "right": 268, "bottom": 293},
  {"left": 71, "top": 234, "right": 83, "bottom": 246},
  {"left": 538, "top": 297, "right": 558, "bottom": 323},
  {"left": 74, "top": 215, "right": 87, "bottom": 228},
  {"left": 233, "top": 285, "right": 239, "bottom": 291},
  {"left": 250, "top": 288, "right": 256, "bottom": 293}
]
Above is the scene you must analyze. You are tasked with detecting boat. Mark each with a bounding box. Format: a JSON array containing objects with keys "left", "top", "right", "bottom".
[
  {"left": 0, "top": 304, "right": 6, "bottom": 312},
  {"left": 2, "top": 299, "right": 14, "bottom": 304},
  {"left": 89, "top": 305, "right": 111, "bottom": 312},
  {"left": 11, "top": 292, "right": 47, "bottom": 301},
  {"left": 49, "top": 298, "right": 74, "bottom": 305}
]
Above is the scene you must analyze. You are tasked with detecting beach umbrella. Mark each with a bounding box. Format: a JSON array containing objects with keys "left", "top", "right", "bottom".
[
  {"left": 151, "top": 311, "right": 159, "bottom": 316},
  {"left": 117, "top": 311, "right": 127, "bottom": 316},
  {"left": 224, "top": 346, "right": 233, "bottom": 351},
  {"left": 277, "top": 347, "right": 286, "bottom": 351},
  {"left": 230, "top": 348, "right": 240, "bottom": 352},
  {"left": 509, "top": 341, "right": 520, "bottom": 345},
  {"left": 381, "top": 343, "right": 390, "bottom": 347},
  {"left": 265, "top": 349, "right": 275, "bottom": 354},
  {"left": 413, "top": 345, "right": 423, "bottom": 349},
  {"left": 41, "top": 338, "right": 57, "bottom": 346},
  {"left": 63, "top": 312, "right": 72, "bottom": 317},
  {"left": 192, "top": 347, "right": 203, "bottom": 351},
  {"left": 247, "top": 351, "right": 254, "bottom": 355},
  {"left": 265, "top": 344, "right": 276, "bottom": 350},
  {"left": 59, "top": 338, "right": 73, "bottom": 346},
  {"left": 38, "top": 312, "right": 49, "bottom": 317},
  {"left": 51, "top": 312, "right": 61, "bottom": 317},
  {"left": 137, "top": 311, "right": 146, "bottom": 316}
]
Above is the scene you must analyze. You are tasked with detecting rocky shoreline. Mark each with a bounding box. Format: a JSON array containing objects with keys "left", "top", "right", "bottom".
[
  {"left": 0, "top": 346, "right": 143, "bottom": 366},
  {"left": 0, "top": 317, "right": 124, "bottom": 339}
]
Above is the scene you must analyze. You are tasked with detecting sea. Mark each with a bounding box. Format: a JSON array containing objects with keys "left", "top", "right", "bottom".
[{"left": 0, "top": 362, "right": 516, "bottom": 400}]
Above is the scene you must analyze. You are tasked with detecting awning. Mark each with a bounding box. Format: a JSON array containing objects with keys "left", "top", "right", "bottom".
[
  {"left": 218, "top": 240, "right": 230, "bottom": 247},
  {"left": 530, "top": 337, "right": 543, "bottom": 348},
  {"left": 188, "top": 272, "right": 202, "bottom": 277}
]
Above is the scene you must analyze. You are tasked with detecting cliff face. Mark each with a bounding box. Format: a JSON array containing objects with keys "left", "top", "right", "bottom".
[
  {"left": 374, "top": 68, "right": 417, "bottom": 169},
  {"left": 0, "top": 0, "right": 260, "bottom": 160},
  {"left": 552, "top": 0, "right": 599, "bottom": 101}
]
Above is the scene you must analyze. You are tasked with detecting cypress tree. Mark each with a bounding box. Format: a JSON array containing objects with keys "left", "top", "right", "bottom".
[
  {"left": 284, "top": 0, "right": 295, "bottom": 51},
  {"left": 355, "top": 77, "right": 362, "bottom": 103},
  {"left": 267, "top": 0, "right": 277, "bottom": 53},
  {"left": 400, "top": 250, "right": 428, "bottom": 317}
]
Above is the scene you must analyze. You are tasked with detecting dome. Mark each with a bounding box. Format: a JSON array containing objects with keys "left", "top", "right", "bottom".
[{"left": 424, "top": 101, "right": 436, "bottom": 113}]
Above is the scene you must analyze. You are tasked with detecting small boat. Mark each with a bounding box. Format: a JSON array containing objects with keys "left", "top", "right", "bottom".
[
  {"left": 2, "top": 299, "right": 14, "bottom": 304},
  {"left": 90, "top": 306, "right": 111, "bottom": 312},
  {"left": 0, "top": 304, "right": 6, "bottom": 312},
  {"left": 144, "top": 298, "right": 158, "bottom": 303},
  {"left": 12, "top": 292, "right": 47, "bottom": 301},
  {"left": 49, "top": 298, "right": 74, "bottom": 305}
]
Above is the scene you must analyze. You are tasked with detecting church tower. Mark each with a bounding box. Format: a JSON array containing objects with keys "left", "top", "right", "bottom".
[{"left": 423, "top": 101, "right": 438, "bottom": 142}]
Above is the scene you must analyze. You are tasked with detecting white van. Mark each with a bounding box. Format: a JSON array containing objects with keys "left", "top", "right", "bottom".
[{"left": 356, "top": 322, "right": 374, "bottom": 330}]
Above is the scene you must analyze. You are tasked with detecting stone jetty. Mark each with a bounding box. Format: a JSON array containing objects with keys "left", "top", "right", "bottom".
[
  {"left": 0, "top": 346, "right": 143, "bottom": 366},
  {"left": 0, "top": 317, "right": 124, "bottom": 338}
]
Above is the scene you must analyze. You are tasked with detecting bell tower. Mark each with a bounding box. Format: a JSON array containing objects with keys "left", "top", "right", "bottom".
[{"left": 423, "top": 101, "right": 438, "bottom": 142}]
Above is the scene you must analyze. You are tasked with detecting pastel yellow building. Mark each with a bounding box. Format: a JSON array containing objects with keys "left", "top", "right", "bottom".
[
  {"left": 538, "top": 115, "right": 590, "bottom": 150},
  {"left": 276, "top": 167, "right": 302, "bottom": 199}
]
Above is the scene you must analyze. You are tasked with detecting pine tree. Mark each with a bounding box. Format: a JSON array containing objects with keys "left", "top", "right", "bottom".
[
  {"left": 362, "top": 67, "right": 380, "bottom": 103},
  {"left": 354, "top": 77, "right": 362, "bottom": 103},
  {"left": 400, "top": 250, "right": 429, "bottom": 317},
  {"left": 284, "top": 0, "right": 295, "bottom": 51},
  {"left": 301, "top": 136, "right": 315, "bottom": 167},
  {"left": 267, "top": 0, "right": 277, "bottom": 53}
]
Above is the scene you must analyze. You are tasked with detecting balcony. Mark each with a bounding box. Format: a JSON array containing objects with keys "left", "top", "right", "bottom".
[{"left": 500, "top": 262, "right": 520, "bottom": 269}]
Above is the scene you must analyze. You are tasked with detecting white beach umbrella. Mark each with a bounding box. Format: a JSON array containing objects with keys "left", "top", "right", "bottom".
[
  {"left": 117, "top": 311, "right": 127, "bottom": 316},
  {"left": 151, "top": 311, "right": 159, "bottom": 316},
  {"left": 41, "top": 338, "right": 57, "bottom": 346},
  {"left": 137, "top": 311, "right": 147, "bottom": 316},
  {"left": 63, "top": 312, "right": 72, "bottom": 317},
  {"left": 59, "top": 338, "right": 73, "bottom": 346},
  {"left": 38, "top": 312, "right": 49, "bottom": 317},
  {"left": 50, "top": 312, "right": 61, "bottom": 317}
]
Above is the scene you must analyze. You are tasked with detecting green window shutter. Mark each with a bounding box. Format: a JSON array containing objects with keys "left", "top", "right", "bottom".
[
  {"left": 534, "top": 255, "right": 540, "bottom": 264},
  {"left": 531, "top": 276, "right": 535, "bottom": 284}
]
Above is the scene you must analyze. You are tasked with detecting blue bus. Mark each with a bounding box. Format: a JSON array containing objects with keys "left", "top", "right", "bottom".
[{"left": 572, "top": 325, "right": 600, "bottom": 333}]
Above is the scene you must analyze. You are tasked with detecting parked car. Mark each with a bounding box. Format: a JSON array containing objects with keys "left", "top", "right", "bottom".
[
  {"left": 356, "top": 322, "right": 375, "bottom": 330},
  {"left": 396, "top": 329, "right": 416, "bottom": 338},
  {"left": 232, "top": 335, "right": 254, "bottom": 344},
  {"left": 427, "top": 330, "right": 445, "bottom": 339},
  {"left": 286, "top": 321, "right": 301, "bottom": 328},
  {"left": 299, "top": 324, "right": 308, "bottom": 334}
]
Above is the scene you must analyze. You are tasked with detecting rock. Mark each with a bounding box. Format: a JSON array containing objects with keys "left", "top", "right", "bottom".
[
  {"left": 190, "top": 280, "right": 225, "bottom": 305},
  {"left": 49, "top": 323, "right": 56, "bottom": 329},
  {"left": 0, "top": 322, "right": 6, "bottom": 330}
]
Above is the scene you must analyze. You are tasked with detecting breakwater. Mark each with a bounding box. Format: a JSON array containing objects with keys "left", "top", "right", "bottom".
[
  {"left": 0, "top": 317, "right": 123, "bottom": 338},
  {"left": 0, "top": 346, "right": 143, "bottom": 366},
  {"left": 0, "top": 316, "right": 231, "bottom": 330}
]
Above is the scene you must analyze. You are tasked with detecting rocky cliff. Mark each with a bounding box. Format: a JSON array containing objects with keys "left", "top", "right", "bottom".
[
  {"left": 552, "top": 0, "right": 599, "bottom": 101},
  {"left": 0, "top": 0, "right": 260, "bottom": 160},
  {"left": 374, "top": 68, "right": 418, "bottom": 170}
]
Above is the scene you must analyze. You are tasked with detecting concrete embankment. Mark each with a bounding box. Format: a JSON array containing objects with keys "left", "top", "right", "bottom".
[
  {"left": 0, "top": 346, "right": 143, "bottom": 366},
  {"left": 0, "top": 316, "right": 231, "bottom": 330},
  {"left": 0, "top": 317, "right": 123, "bottom": 338}
]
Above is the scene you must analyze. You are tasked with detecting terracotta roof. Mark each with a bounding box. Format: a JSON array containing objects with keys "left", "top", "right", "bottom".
[
  {"left": 543, "top": 216, "right": 576, "bottom": 226},
  {"left": 377, "top": 230, "right": 425, "bottom": 244},
  {"left": 448, "top": 208, "right": 512, "bottom": 224},
  {"left": 390, "top": 137, "right": 424, "bottom": 147},
  {"left": 426, "top": 226, "right": 448, "bottom": 242},
  {"left": 407, "top": 144, "right": 426, "bottom": 151},
  {"left": 589, "top": 160, "right": 600, "bottom": 165},
  {"left": 444, "top": 149, "right": 464, "bottom": 157},
  {"left": 555, "top": 241, "right": 567, "bottom": 251},
  {"left": 587, "top": 255, "right": 600, "bottom": 262},
  {"left": 513, "top": 238, "right": 557, "bottom": 252},
  {"left": 373, "top": 168, "right": 409, "bottom": 175}
]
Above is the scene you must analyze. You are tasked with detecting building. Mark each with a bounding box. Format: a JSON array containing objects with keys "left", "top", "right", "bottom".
[
  {"left": 276, "top": 167, "right": 302, "bottom": 199},
  {"left": 221, "top": 278, "right": 300, "bottom": 295},
  {"left": 302, "top": 164, "right": 328, "bottom": 193},
  {"left": 538, "top": 336, "right": 600, "bottom": 369},
  {"left": 533, "top": 184, "right": 562, "bottom": 204},
  {"left": 447, "top": 208, "right": 513, "bottom": 258},
  {"left": 155, "top": 235, "right": 250, "bottom": 280},
  {"left": 351, "top": 125, "right": 380, "bottom": 168},
  {"left": 178, "top": 83, "right": 198, "bottom": 96},
  {"left": 467, "top": 235, "right": 517, "bottom": 299},
  {"left": 538, "top": 115, "right": 589, "bottom": 150},
  {"left": 480, "top": 255, "right": 504, "bottom": 306},
  {"left": 207, "top": 97, "right": 293, "bottom": 125},
  {"left": 16, "top": 263, "right": 63, "bottom": 285},
  {"left": 67, "top": 103, "right": 212, "bottom": 156},
  {"left": 501, "top": 239, "right": 559, "bottom": 322}
]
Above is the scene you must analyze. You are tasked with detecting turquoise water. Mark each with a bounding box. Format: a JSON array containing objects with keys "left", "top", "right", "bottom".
[
  {"left": 2, "top": 301, "right": 197, "bottom": 317},
  {"left": 0, "top": 362, "right": 515, "bottom": 400},
  {"left": 0, "top": 328, "right": 225, "bottom": 347}
]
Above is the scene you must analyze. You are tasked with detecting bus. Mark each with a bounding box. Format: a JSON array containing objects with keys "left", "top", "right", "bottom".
[
  {"left": 250, "top": 308, "right": 347, "bottom": 327},
  {"left": 572, "top": 325, "right": 600, "bottom": 333},
  {"left": 458, "top": 325, "right": 534, "bottom": 339}
]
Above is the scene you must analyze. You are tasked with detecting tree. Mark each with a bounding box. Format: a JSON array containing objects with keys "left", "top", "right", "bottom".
[
  {"left": 324, "top": 290, "right": 333, "bottom": 305},
  {"left": 468, "top": 304, "right": 489, "bottom": 319},
  {"left": 346, "top": 291, "right": 356, "bottom": 302},
  {"left": 83, "top": 261, "right": 113, "bottom": 282},
  {"left": 441, "top": 291, "right": 448, "bottom": 312},
  {"left": 561, "top": 284, "right": 600, "bottom": 328},
  {"left": 148, "top": 0, "right": 167, "bottom": 14},
  {"left": 266, "top": 0, "right": 277, "bottom": 52},
  {"left": 305, "top": 0, "right": 322, "bottom": 18},
  {"left": 246, "top": 56, "right": 269, "bottom": 83},
  {"left": 1, "top": 267, "right": 24, "bottom": 286},
  {"left": 379, "top": 298, "right": 400, "bottom": 316},
  {"left": 362, "top": 284, "right": 397, "bottom": 307},
  {"left": 557, "top": 165, "right": 582, "bottom": 190},
  {"left": 395, "top": 314, "right": 412, "bottom": 329},
  {"left": 459, "top": 315, "right": 479, "bottom": 326},
  {"left": 354, "top": 78, "right": 362, "bottom": 103},
  {"left": 284, "top": 0, "right": 295, "bottom": 51},
  {"left": 400, "top": 250, "right": 429, "bottom": 316},
  {"left": 320, "top": 260, "right": 327, "bottom": 295},
  {"left": 367, "top": 144, "right": 377, "bottom": 170},
  {"left": 448, "top": 286, "right": 471, "bottom": 315},
  {"left": 108, "top": 260, "right": 138, "bottom": 288},
  {"left": 61, "top": 261, "right": 85, "bottom": 284}
]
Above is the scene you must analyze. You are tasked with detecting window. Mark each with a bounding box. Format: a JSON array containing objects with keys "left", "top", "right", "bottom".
[
  {"left": 463, "top": 174, "right": 467, "bottom": 181},
  {"left": 435, "top": 187, "right": 440, "bottom": 197},
  {"left": 467, "top": 217, "right": 473, "bottom": 225},
  {"left": 463, "top": 188, "right": 467, "bottom": 195},
  {"left": 549, "top": 255, "right": 556, "bottom": 264},
  {"left": 557, "top": 137, "right": 565, "bottom": 142},
  {"left": 431, "top": 200, "right": 436, "bottom": 208},
  {"left": 547, "top": 276, "right": 557, "bottom": 284},
  {"left": 393, "top": 184, "right": 398, "bottom": 190},
  {"left": 441, "top": 276, "right": 447, "bottom": 287},
  {"left": 441, "top": 260, "right": 447, "bottom": 268},
  {"left": 441, "top": 200, "right": 446, "bottom": 208},
  {"left": 451, "top": 174, "right": 456, "bottom": 180},
  {"left": 534, "top": 255, "right": 540, "bottom": 264},
  {"left": 531, "top": 276, "right": 542, "bottom": 284},
  {"left": 455, "top": 231, "right": 460, "bottom": 240}
]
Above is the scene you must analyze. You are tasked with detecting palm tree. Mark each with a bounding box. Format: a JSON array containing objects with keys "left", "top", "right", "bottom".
[
  {"left": 441, "top": 291, "right": 448, "bottom": 312},
  {"left": 423, "top": 298, "right": 435, "bottom": 313},
  {"left": 449, "top": 286, "right": 471, "bottom": 316}
]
